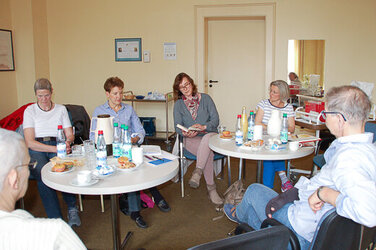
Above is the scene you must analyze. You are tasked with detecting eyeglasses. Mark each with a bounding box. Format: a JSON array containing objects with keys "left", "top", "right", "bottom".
[
  {"left": 321, "top": 111, "right": 347, "bottom": 122},
  {"left": 15, "top": 160, "right": 38, "bottom": 171},
  {"left": 179, "top": 82, "right": 191, "bottom": 90}
]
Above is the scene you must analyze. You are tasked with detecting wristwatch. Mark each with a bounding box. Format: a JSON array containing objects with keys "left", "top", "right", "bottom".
[{"left": 317, "top": 186, "right": 325, "bottom": 202}]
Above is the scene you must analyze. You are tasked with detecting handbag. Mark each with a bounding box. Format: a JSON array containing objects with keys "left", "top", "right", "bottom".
[{"left": 223, "top": 179, "right": 245, "bottom": 206}]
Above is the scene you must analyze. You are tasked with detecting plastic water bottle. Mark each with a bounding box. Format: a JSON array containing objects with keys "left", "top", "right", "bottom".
[
  {"left": 96, "top": 130, "right": 107, "bottom": 166},
  {"left": 122, "top": 125, "right": 132, "bottom": 161},
  {"left": 247, "top": 111, "right": 255, "bottom": 141},
  {"left": 235, "top": 115, "right": 243, "bottom": 146},
  {"left": 57, "top": 125, "right": 67, "bottom": 158},
  {"left": 112, "top": 122, "right": 121, "bottom": 158},
  {"left": 280, "top": 113, "right": 288, "bottom": 144}
]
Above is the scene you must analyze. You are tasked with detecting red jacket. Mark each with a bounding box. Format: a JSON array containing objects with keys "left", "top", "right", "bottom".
[{"left": 0, "top": 103, "right": 34, "bottom": 131}]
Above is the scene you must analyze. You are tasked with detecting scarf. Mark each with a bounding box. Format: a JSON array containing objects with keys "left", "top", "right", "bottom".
[{"left": 182, "top": 94, "right": 200, "bottom": 120}]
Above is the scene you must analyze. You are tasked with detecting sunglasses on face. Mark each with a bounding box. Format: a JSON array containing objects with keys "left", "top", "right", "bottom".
[{"left": 321, "top": 111, "right": 347, "bottom": 122}]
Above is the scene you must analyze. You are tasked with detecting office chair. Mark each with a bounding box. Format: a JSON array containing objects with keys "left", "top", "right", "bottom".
[
  {"left": 178, "top": 134, "right": 228, "bottom": 197},
  {"left": 187, "top": 225, "right": 290, "bottom": 250},
  {"left": 248, "top": 208, "right": 376, "bottom": 250}
]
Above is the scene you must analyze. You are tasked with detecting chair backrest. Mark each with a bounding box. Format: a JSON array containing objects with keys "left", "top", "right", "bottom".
[
  {"left": 365, "top": 121, "right": 376, "bottom": 143},
  {"left": 310, "top": 208, "right": 362, "bottom": 250},
  {"left": 188, "top": 226, "right": 290, "bottom": 250},
  {"left": 64, "top": 104, "right": 91, "bottom": 145}
]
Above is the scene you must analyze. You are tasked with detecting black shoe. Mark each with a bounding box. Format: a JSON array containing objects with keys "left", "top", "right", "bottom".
[
  {"left": 157, "top": 199, "right": 171, "bottom": 212},
  {"left": 134, "top": 216, "right": 148, "bottom": 229},
  {"left": 119, "top": 194, "right": 130, "bottom": 216}
]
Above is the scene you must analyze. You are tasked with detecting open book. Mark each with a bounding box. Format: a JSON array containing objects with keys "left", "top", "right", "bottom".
[{"left": 177, "top": 124, "right": 203, "bottom": 132}]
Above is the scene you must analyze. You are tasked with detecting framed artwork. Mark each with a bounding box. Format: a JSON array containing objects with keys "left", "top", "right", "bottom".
[
  {"left": 115, "top": 38, "right": 142, "bottom": 61},
  {"left": 0, "top": 29, "right": 15, "bottom": 71}
]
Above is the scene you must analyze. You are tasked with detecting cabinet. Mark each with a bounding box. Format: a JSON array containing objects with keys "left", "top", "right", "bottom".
[{"left": 122, "top": 91, "right": 175, "bottom": 150}]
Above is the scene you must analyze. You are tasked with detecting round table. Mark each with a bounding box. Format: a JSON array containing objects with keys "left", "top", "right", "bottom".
[
  {"left": 209, "top": 134, "right": 314, "bottom": 184},
  {"left": 42, "top": 154, "right": 179, "bottom": 250}
]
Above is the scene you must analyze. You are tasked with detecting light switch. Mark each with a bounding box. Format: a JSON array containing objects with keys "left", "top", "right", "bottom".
[{"left": 143, "top": 51, "right": 150, "bottom": 63}]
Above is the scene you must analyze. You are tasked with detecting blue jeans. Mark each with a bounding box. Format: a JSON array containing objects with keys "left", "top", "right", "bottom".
[
  {"left": 263, "top": 160, "right": 286, "bottom": 188},
  {"left": 236, "top": 183, "right": 310, "bottom": 249},
  {"left": 29, "top": 141, "right": 77, "bottom": 218}
]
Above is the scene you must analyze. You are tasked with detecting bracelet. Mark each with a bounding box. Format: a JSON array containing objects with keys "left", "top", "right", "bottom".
[{"left": 317, "top": 186, "right": 325, "bottom": 202}]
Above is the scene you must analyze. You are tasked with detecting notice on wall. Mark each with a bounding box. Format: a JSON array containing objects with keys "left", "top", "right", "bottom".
[{"left": 164, "top": 42, "right": 176, "bottom": 60}]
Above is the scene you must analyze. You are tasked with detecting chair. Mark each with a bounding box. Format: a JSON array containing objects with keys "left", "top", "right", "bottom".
[
  {"left": 187, "top": 225, "right": 290, "bottom": 250},
  {"left": 251, "top": 208, "right": 376, "bottom": 250},
  {"left": 312, "top": 121, "right": 376, "bottom": 175},
  {"left": 178, "top": 134, "right": 229, "bottom": 197},
  {"left": 65, "top": 104, "right": 105, "bottom": 212}
]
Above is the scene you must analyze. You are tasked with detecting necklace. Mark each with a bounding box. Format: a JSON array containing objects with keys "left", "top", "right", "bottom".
[{"left": 37, "top": 102, "right": 53, "bottom": 112}]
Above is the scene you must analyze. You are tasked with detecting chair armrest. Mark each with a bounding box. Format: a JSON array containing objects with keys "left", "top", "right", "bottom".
[
  {"left": 234, "top": 223, "right": 254, "bottom": 235},
  {"left": 261, "top": 218, "right": 301, "bottom": 250}
]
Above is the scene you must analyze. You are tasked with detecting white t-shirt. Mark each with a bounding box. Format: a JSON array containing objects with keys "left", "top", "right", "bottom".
[
  {"left": 256, "top": 99, "right": 295, "bottom": 125},
  {"left": 0, "top": 209, "right": 86, "bottom": 250},
  {"left": 23, "top": 104, "right": 72, "bottom": 138}
]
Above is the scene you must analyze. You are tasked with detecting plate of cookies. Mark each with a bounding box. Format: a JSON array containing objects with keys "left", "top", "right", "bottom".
[
  {"left": 219, "top": 131, "right": 233, "bottom": 140},
  {"left": 110, "top": 156, "right": 141, "bottom": 172}
]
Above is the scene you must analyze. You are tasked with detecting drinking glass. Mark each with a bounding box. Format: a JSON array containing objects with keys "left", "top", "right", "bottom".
[{"left": 83, "top": 140, "right": 96, "bottom": 169}]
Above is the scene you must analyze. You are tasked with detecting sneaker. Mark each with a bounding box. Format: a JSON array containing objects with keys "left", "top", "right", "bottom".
[
  {"left": 224, "top": 204, "right": 240, "bottom": 224},
  {"left": 157, "top": 199, "right": 171, "bottom": 212},
  {"left": 133, "top": 216, "right": 148, "bottom": 229},
  {"left": 68, "top": 207, "right": 81, "bottom": 227},
  {"left": 281, "top": 180, "right": 294, "bottom": 192}
]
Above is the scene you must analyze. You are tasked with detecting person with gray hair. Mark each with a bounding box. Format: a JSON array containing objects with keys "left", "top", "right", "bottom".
[
  {"left": 23, "top": 78, "right": 81, "bottom": 226},
  {"left": 255, "top": 80, "right": 295, "bottom": 192},
  {"left": 225, "top": 85, "right": 376, "bottom": 249},
  {"left": 0, "top": 129, "right": 86, "bottom": 249}
]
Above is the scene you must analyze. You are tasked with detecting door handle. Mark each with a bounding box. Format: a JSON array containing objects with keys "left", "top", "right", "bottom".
[{"left": 209, "top": 80, "right": 218, "bottom": 83}]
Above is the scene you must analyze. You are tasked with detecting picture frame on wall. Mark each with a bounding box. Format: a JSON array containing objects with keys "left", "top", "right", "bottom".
[
  {"left": 115, "top": 38, "right": 142, "bottom": 61},
  {"left": 0, "top": 29, "right": 15, "bottom": 71}
]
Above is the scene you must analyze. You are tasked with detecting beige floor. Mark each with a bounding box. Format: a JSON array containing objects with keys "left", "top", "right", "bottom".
[{"left": 22, "top": 141, "right": 314, "bottom": 250}]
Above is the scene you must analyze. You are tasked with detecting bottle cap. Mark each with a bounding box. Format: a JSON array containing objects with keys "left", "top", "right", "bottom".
[
  {"left": 237, "top": 115, "right": 241, "bottom": 118},
  {"left": 114, "top": 122, "right": 118, "bottom": 127},
  {"left": 121, "top": 124, "right": 125, "bottom": 129},
  {"left": 250, "top": 111, "right": 254, "bottom": 115},
  {"left": 283, "top": 113, "right": 287, "bottom": 117},
  {"left": 98, "top": 130, "right": 103, "bottom": 135},
  {"left": 124, "top": 125, "right": 129, "bottom": 130},
  {"left": 57, "top": 125, "right": 63, "bottom": 129}
]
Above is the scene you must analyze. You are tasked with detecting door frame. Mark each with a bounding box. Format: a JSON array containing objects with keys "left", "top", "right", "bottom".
[{"left": 195, "top": 3, "right": 276, "bottom": 97}]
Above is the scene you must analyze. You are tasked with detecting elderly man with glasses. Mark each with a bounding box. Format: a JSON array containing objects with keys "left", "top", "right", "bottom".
[
  {"left": 0, "top": 128, "right": 86, "bottom": 249},
  {"left": 224, "top": 85, "right": 376, "bottom": 249}
]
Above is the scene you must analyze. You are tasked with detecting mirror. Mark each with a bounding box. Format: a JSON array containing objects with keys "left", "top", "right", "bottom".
[{"left": 287, "top": 40, "right": 325, "bottom": 88}]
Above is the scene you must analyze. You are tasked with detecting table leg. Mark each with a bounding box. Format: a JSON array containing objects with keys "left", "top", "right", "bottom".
[
  {"left": 238, "top": 158, "right": 243, "bottom": 180},
  {"left": 257, "top": 160, "right": 262, "bottom": 183},
  {"left": 111, "top": 194, "right": 120, "bottom": 250},
  {"left": 286, "top": 160, "right": 291, "bottom": 179}
]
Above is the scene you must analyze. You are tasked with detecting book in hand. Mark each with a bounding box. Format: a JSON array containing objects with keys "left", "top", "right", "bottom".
[{"left": 177, "top": 124, "right": 203, "bottom": 132}]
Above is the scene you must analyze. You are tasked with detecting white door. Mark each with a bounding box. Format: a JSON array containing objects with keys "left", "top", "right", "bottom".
[{"left": 206, "top": 18, "right": 266, "bottom": 130}]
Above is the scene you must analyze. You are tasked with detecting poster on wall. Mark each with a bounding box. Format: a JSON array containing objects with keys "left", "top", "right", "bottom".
[
  {"left": 115, "top": 38, "right": 142, "bottom": 61},
  {"left": 164, "top": 42, "right": 176, "bottom": 60},
  {"left": 0, "top": 29, "right": 15, "bottom": 71}
]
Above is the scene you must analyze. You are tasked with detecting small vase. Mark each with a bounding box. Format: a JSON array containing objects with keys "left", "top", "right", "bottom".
[{"left": 267, "top": 110, "right": 281, "bottom": 138}]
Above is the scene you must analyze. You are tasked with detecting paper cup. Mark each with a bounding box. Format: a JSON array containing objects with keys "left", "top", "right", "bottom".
[
  {"left": 132, "top": 147, "right": 144, "bottom": 164},
  {"left": 253, "top": 125, "right": 263, "bottom": 140}
]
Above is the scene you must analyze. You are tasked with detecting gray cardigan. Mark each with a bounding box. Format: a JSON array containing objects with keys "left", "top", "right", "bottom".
[{"left": 173, "top": 93, "right": 219, "bottom": 136}]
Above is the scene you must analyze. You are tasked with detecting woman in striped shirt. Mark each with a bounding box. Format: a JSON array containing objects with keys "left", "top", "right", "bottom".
[{"left": 255, "top": 80, "right": 295, "bottom": 192}]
